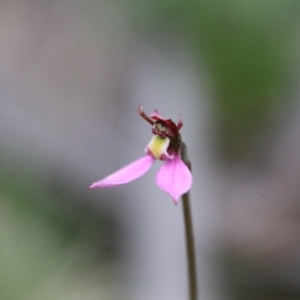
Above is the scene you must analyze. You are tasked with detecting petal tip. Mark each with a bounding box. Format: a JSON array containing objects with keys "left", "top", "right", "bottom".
[
  {"left": 172, "top": 198, "right": 179, "bottom": 205},
  {"left": 138, "top": 103, "right": 144, "bottom": 114},
  {"left": 87, "top": 183, "right": 98, "bottom": 190}
]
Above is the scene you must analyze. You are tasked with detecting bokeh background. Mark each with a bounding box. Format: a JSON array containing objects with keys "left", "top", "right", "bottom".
[{"left": 1, "top": 1, "right": 300, "bottom": 299}]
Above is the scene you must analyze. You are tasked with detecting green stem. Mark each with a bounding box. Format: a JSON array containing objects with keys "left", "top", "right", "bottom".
[{"left": 181, "top": 143, "right": 198, "bottom": 300}]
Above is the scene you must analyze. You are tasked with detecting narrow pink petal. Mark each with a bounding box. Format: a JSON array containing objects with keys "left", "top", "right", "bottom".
[
  {"left": 88, "top": 155, "right": 155, "bottom": 189},
  {"left": 156, "top": 156, "right": 192, "bottom": 204},
  {"left": 150, "top": 109, "right": 165, "bottom": 120}
]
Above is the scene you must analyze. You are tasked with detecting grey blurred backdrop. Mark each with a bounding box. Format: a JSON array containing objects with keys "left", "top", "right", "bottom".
[{"left": 1, "top": 0, "right": 300, "bottom": 299}]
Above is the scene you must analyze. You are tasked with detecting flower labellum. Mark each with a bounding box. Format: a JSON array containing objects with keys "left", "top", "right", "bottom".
[{"left": 88, "top": 105, "right": 192, "bottom": 204}]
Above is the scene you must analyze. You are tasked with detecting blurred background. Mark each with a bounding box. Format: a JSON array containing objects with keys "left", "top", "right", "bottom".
[{"left": 1, "top": 0, "right": 300, "bottom": 299}]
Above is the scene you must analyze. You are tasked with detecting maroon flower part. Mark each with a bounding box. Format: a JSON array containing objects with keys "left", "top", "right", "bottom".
[
  {"left": 88, "top": 105, "right": 192, "bottom": 204},
  {"left": 139, "top": 105, "right": 182, "bottom": 139}
]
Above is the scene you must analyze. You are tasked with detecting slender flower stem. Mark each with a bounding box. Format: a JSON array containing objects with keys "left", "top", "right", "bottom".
[{"left": 181, "top": 143, "right": 198, "bottom": 300}]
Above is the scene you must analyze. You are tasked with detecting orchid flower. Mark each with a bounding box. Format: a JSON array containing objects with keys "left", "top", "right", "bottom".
[{"left": 88, "top": 105, "right": 192, "bottom": 204}]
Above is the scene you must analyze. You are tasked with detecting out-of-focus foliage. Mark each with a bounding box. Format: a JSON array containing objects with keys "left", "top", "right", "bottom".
[
  {"left": 131, "top": 0, "right": 300, "bottom": 162},
  {"left": 0, "top": 154, "right": 120, "bottom": 299}
]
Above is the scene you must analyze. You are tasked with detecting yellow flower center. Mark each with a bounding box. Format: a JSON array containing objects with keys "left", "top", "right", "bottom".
[{"left": 146, "top": 135, "right": 170, "bottom": 159}]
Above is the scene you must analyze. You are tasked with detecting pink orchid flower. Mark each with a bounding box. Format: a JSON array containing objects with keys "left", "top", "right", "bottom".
[{"left": 88, "top": 105, "right": 192, "bottom": 204}]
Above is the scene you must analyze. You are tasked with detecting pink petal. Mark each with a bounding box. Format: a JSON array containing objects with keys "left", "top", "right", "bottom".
[
  {"left": 150, "top": 109, "right": 165, "bottom": 120},
  {"left": 88, "top": 155, "right": 155, "bottom": 189},
  {"left": 156, "top": 156, "right": 192, "bottom": 204}
]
